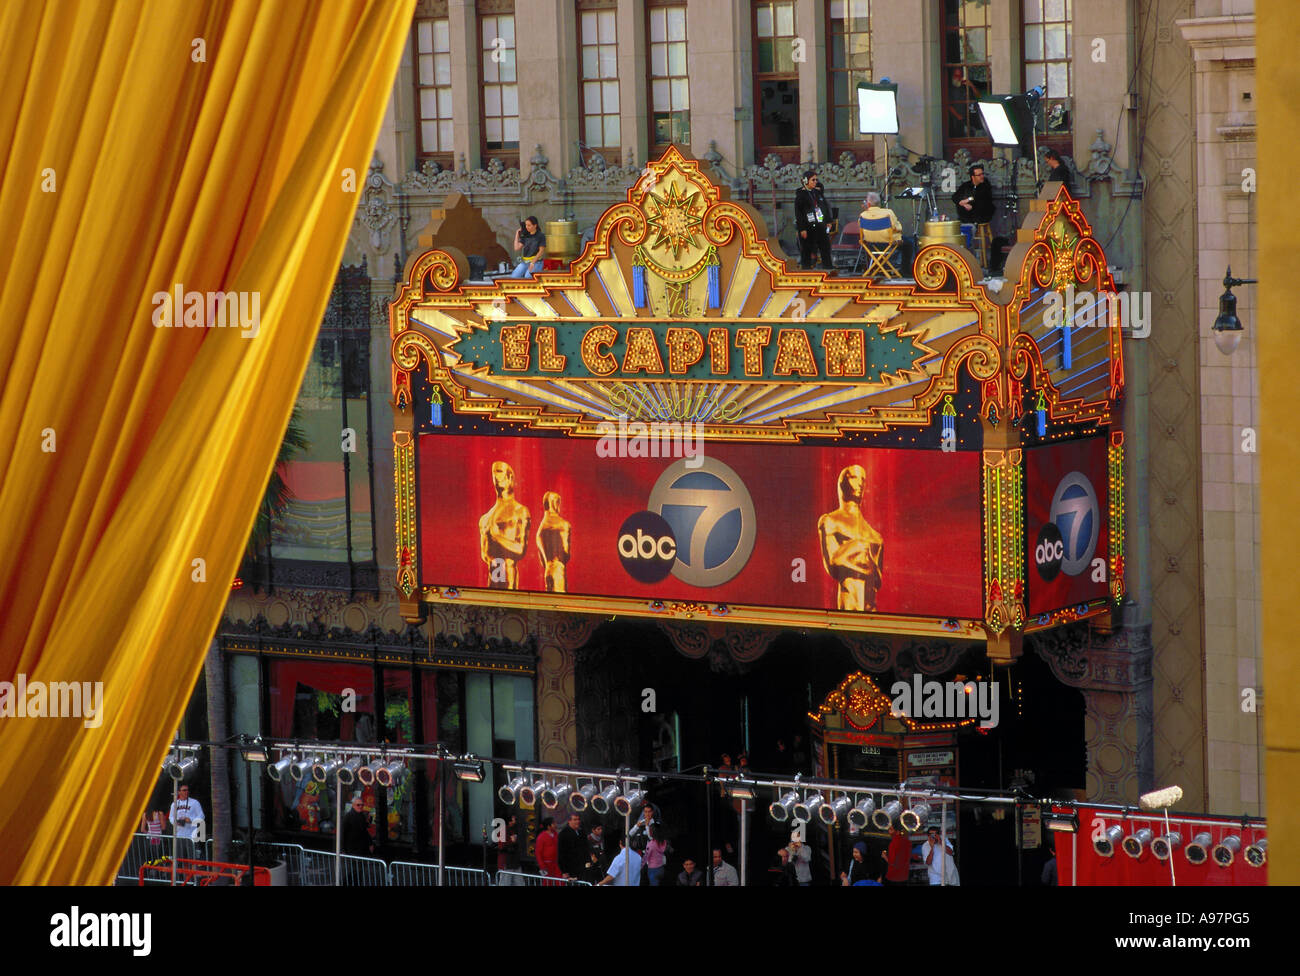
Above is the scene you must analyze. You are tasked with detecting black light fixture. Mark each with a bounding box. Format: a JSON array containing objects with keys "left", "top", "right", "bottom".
[
  {"left": 1211, "top": 267, "right": 1257, "bottom": 356},
  {"left": 237, "top": 736, "right": 269, "bottom": 763},
  {"left": 1044, "top": 808, "right": 1079, "bottom": 834},
  {"left": 720, "top": 778, "right": 757, "bottom": 802},
  {"left": 452, "top": 756, "right": 486, "bottom": 783}
]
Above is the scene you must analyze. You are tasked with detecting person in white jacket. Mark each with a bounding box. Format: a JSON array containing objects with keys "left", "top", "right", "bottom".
[{"left": 921, "top": 827, "right": 960, "bottom": 886}]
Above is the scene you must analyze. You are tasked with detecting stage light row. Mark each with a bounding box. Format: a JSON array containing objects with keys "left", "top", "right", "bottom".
[
  {"left": 768, "top": 790, "right": 932, "bottom": 832},
  {"left": 1095, "top": 826, "right": 1266, "bottom": 867},
  {"left": 498, "top": 775, "right": 646, "bottom": 818}
]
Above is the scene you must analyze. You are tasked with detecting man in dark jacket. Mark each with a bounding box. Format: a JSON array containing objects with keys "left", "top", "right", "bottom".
[
  {"left": 341, "top": 794, "right": 372, "bottom": 856},
  {"left": 951, "top": 164, "right": 995, "bottom": 225},
  {"left": 794, "top": 170, "right": 835, "bottom": 272},
  {"left": 558, "top": 812, "right": 587, "bottom": 879},
  {"left": 1043, "top": 149, "right": 1074, "bottom": 193}
]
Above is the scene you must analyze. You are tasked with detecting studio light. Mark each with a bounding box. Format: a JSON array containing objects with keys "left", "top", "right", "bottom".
[
  {"left": 376, "top": 759, "right": 407, "bottom": 788},
  {"left": 1044, "top": 809, "right": 1079, "bottom": 833},
  {"left": 1152, "top": 832, "right": 1182, "bottom": 860},
  {"left": 267, "top": 755, "right": 294, "bottom": 782},
  {"left": 769, "top": 790, "right": 799, "bottom": 823},
  {"left": 498, "top": 775, "right": 526, "bottom": 806},
  {"left": 1212, "top": 835, "right": 1241, "bottom": 867},
  {"left": 542, "top": 782, "right": 573, "bottom": 810},
  {"left": 337, "top": 757, "right": 363, "bottom": 785},
  {"left": 794, "top": 792, "right": 824, "bottom": 823},
  {"left": 238, "top": 737, "right": 269, "bottom": 763},
  {"left": 856, "top": 80, "right": 899, "bottom": 134},
  {"left": 312, "top": 757, "right": 342, "bottom": 783},
  {"left": 591, "top": 785, "right": 621, "bottom": 816},
  {"left": 1094, "top": 825, "right": 1124, "bottom": 857},
  {"left": 821, "top": 794, "right": 852, "bottom": 826},
  {"left": 358, "top": 759, "right": 383, "bottom": 787},
  {"left": 872, "top": 799, "right": 902, "bottom": 831},
  {"left": 452, "top": 757, "right": 486, "bottom": 783},
  {"left": 614, "top": 789, "right": 645, "bottom": 818},
  {"left": 847, "top": 796, "right": 876, "bottom": 830},
  {"left": 1245, "top": 838, "right": 1267, "bottom": 867},
  {"left": 518, "top": 779, "right": 546, "bottom": 807},
  {"left": 1185, "top": 831, "right": 1213, "bottom": 865},
  {"left": 900, "top": 802, "right": 931, "bottom": 833},
  {"left": 975, "top": 89, "right": 1038, "bottom": 149},
  {"left": 164, "top": 755, "right": 198, "bottom": 783},
  {"left": 290, "top": 756, "right": 315, "bottom": 783},
  {"left": 1122, "top": 828, "right": 1153, "bottom": 859},
  {"left": 722, "top": 779, "right": 757, "bottom": 802},
  {"left": 570, "top": 783, "right": 597, "bottom": 812}
]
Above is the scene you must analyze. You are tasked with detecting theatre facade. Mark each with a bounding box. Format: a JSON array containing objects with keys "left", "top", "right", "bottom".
[{"left": 386, "top": 147, "right": 1140, "bottom": 821}]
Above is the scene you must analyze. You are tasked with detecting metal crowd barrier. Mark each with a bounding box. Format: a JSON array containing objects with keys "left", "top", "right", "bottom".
[
  {"left": 494, "top": 870, "right": 593, "bottom": 887},
  {"left": 388, "top": 862, "right": 492, "bottom": 886},
  {"left": 117, "top": 833, "right": 213, "bottom": 884}
]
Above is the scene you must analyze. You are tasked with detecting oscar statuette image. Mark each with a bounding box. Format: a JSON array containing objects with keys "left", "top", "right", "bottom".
[
  {"left": 536, "top": 490, "right": 572, "bottom": 592},
  {"left": 478, "top": 461, "right": 531, "bottom": 589},
  {"left": 817, "top": 464, "right": 884, "bottom": 611}
]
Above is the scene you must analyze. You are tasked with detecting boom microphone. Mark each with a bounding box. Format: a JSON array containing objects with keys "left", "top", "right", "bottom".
[{"left": 1139, "top": 786, "right": 1183, "bottom": 811}]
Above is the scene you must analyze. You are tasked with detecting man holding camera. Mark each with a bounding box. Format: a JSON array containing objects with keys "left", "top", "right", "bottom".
[{"left": 167, "top": 784, "right": 205, "bottom": 861}]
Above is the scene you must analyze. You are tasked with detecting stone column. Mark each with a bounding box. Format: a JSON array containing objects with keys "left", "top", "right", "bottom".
[
  {"left": 795, "top": 0, "right": 827, "bottom": 162},
  {"left": 870, "top": 0, "right": 941, "bottom": 156},
  {"left": 687, "top": 0, "right": 751, "bottom": 167},
  {"left": 517, "top": 0, "right": 581, "bottom": 177},
  {"left": 618, "top": 0, "right": 649, "bottom": 169},
  {"left": 1032, "top": 621, "right": 1154, "bottom": 804},
  {"left": 531, "top": 612, "right": 598, "bottom": 764},
  {"left": 450, "top": 0, "right": 483, "bottom": 170}
]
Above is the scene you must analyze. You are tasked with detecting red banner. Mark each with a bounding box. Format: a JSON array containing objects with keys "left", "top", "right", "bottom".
[
  {"left": 1026, "top": 438, "right": 1110, "bottom": 615},
  {"left": 1052, "top": 805, "right": 1267, "bottom": 886},
  {"left": 418, "top": 434, "right": 982, "bottom": 617}
]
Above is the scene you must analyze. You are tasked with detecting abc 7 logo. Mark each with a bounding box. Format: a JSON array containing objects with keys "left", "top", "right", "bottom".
[
  {"left": 1035, "top": 471, "right": 1099, "bottom": 582},
  {"left": 617, "top": 511, "right": 678, "bottom": 584}
]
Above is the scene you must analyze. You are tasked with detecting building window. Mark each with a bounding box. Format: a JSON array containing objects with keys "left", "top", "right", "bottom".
[
  {"left": 648, "top": 2, "right": 689, "bottom": 148},
  {"left": 415, "top": 13, "right": 453, "bottom": 164},
  {"left": 261, "top": 263, "right": 376, "bottom": 594},
  {"left": 754, "top": 0, "right": 799, "bottom": 161},
  {"left": 579, "top": 2, "right": 620, "bottom": 164},
  {"left": 827, "top": 0, "right": 873, "bottom": 155},
  {"left": 941, "top": 0, "right": 992, "bottom": 154},
  {"left": 1023, "top": 0, "right": 1072, "bottom": 146},
  {"left": 480, "top": 9, "right": 519, "bottom": 165}
]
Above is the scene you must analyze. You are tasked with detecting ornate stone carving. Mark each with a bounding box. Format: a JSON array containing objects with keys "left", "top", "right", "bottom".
[
  {"left": 358, "top": 153, "right": 398, "bottom": 252},
  {"left": 1084, "top": 128, "right": 1114, "bottom": 180},
  {"left": 842, "top": 633, "right": 893, "bottom": 672}
]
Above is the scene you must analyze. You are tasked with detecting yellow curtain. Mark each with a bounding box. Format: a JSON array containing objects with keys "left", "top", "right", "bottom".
[{"left": 0, "top": 0, "right": 413, "bottom": 884}]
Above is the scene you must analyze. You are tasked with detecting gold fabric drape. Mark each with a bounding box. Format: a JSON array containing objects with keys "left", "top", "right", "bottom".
[{"left": 0, "top": 0, "right": 413, "bottom": 884}]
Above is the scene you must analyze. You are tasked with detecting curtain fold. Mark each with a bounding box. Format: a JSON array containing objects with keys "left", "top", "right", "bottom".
[{"left": 0, "top": 0, "right": 413, "bottom": 884}]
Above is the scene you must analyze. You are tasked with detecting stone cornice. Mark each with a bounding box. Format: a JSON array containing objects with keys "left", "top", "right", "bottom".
[{"left": 1176, "top": 15, "right": 1255, "bottom": 62}]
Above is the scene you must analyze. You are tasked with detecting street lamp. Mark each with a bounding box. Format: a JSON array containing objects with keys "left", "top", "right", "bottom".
[{"left": 1211, "top": 267, "right": 1257, "bottom": 356}]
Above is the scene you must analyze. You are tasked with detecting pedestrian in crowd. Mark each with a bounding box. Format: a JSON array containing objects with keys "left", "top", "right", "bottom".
[
  {"left": 841, "top": 840, "right": 872, "bottom": 886},
  {"left": 882, "top": 824, "right": 912, "bottom": 886},
  {"left": 559, "top": 812, "right": 587, "bottom": 880},
  {"left": 510, "top": 216, "right": 547, "bottom": 278},
  {"left": 341, "top": 793, "right": 373, "bottom": 856},
  {"left": 535, "top": 816, "right": 561, "bottom": 880},
  {"left": 643, "top": 823, "right": 671, "bottom": 886},
  {"left": 794, "top": 169, "right": 836, "bottom": 272},
  {"left": 677, "top": 856, "right": 703, "bottom": 887},
  {"left": 585, "top": 822, "right": 607, "bottom": 883},
  {"left": 780, "top": 833, "right": 812, "bottom": 886},
  {"left": 598, "top": 834, "right": 643, "bottom": 886},
  {"left": 710, "top": 847, "right": 739, "bottom": 886},
  {"left": 1041, "top": 854, "right": 1058, "bottom": 887},
  {"left": 629, "top": 799, "right": 659, "bottom": 846},
  {"left": 921, "top": 826, "right": 960, "bottom": 886},
  {"left": 167, "top": 784, "right": 205, "bottom": 861},
  {"left": 141, "top": 809, "right": 166, "bottom": 852}
]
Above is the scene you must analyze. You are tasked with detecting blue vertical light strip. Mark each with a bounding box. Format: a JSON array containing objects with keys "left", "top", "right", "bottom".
[{"left": 1060, "top": 319, "right": 1073, "bottom": 371}]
